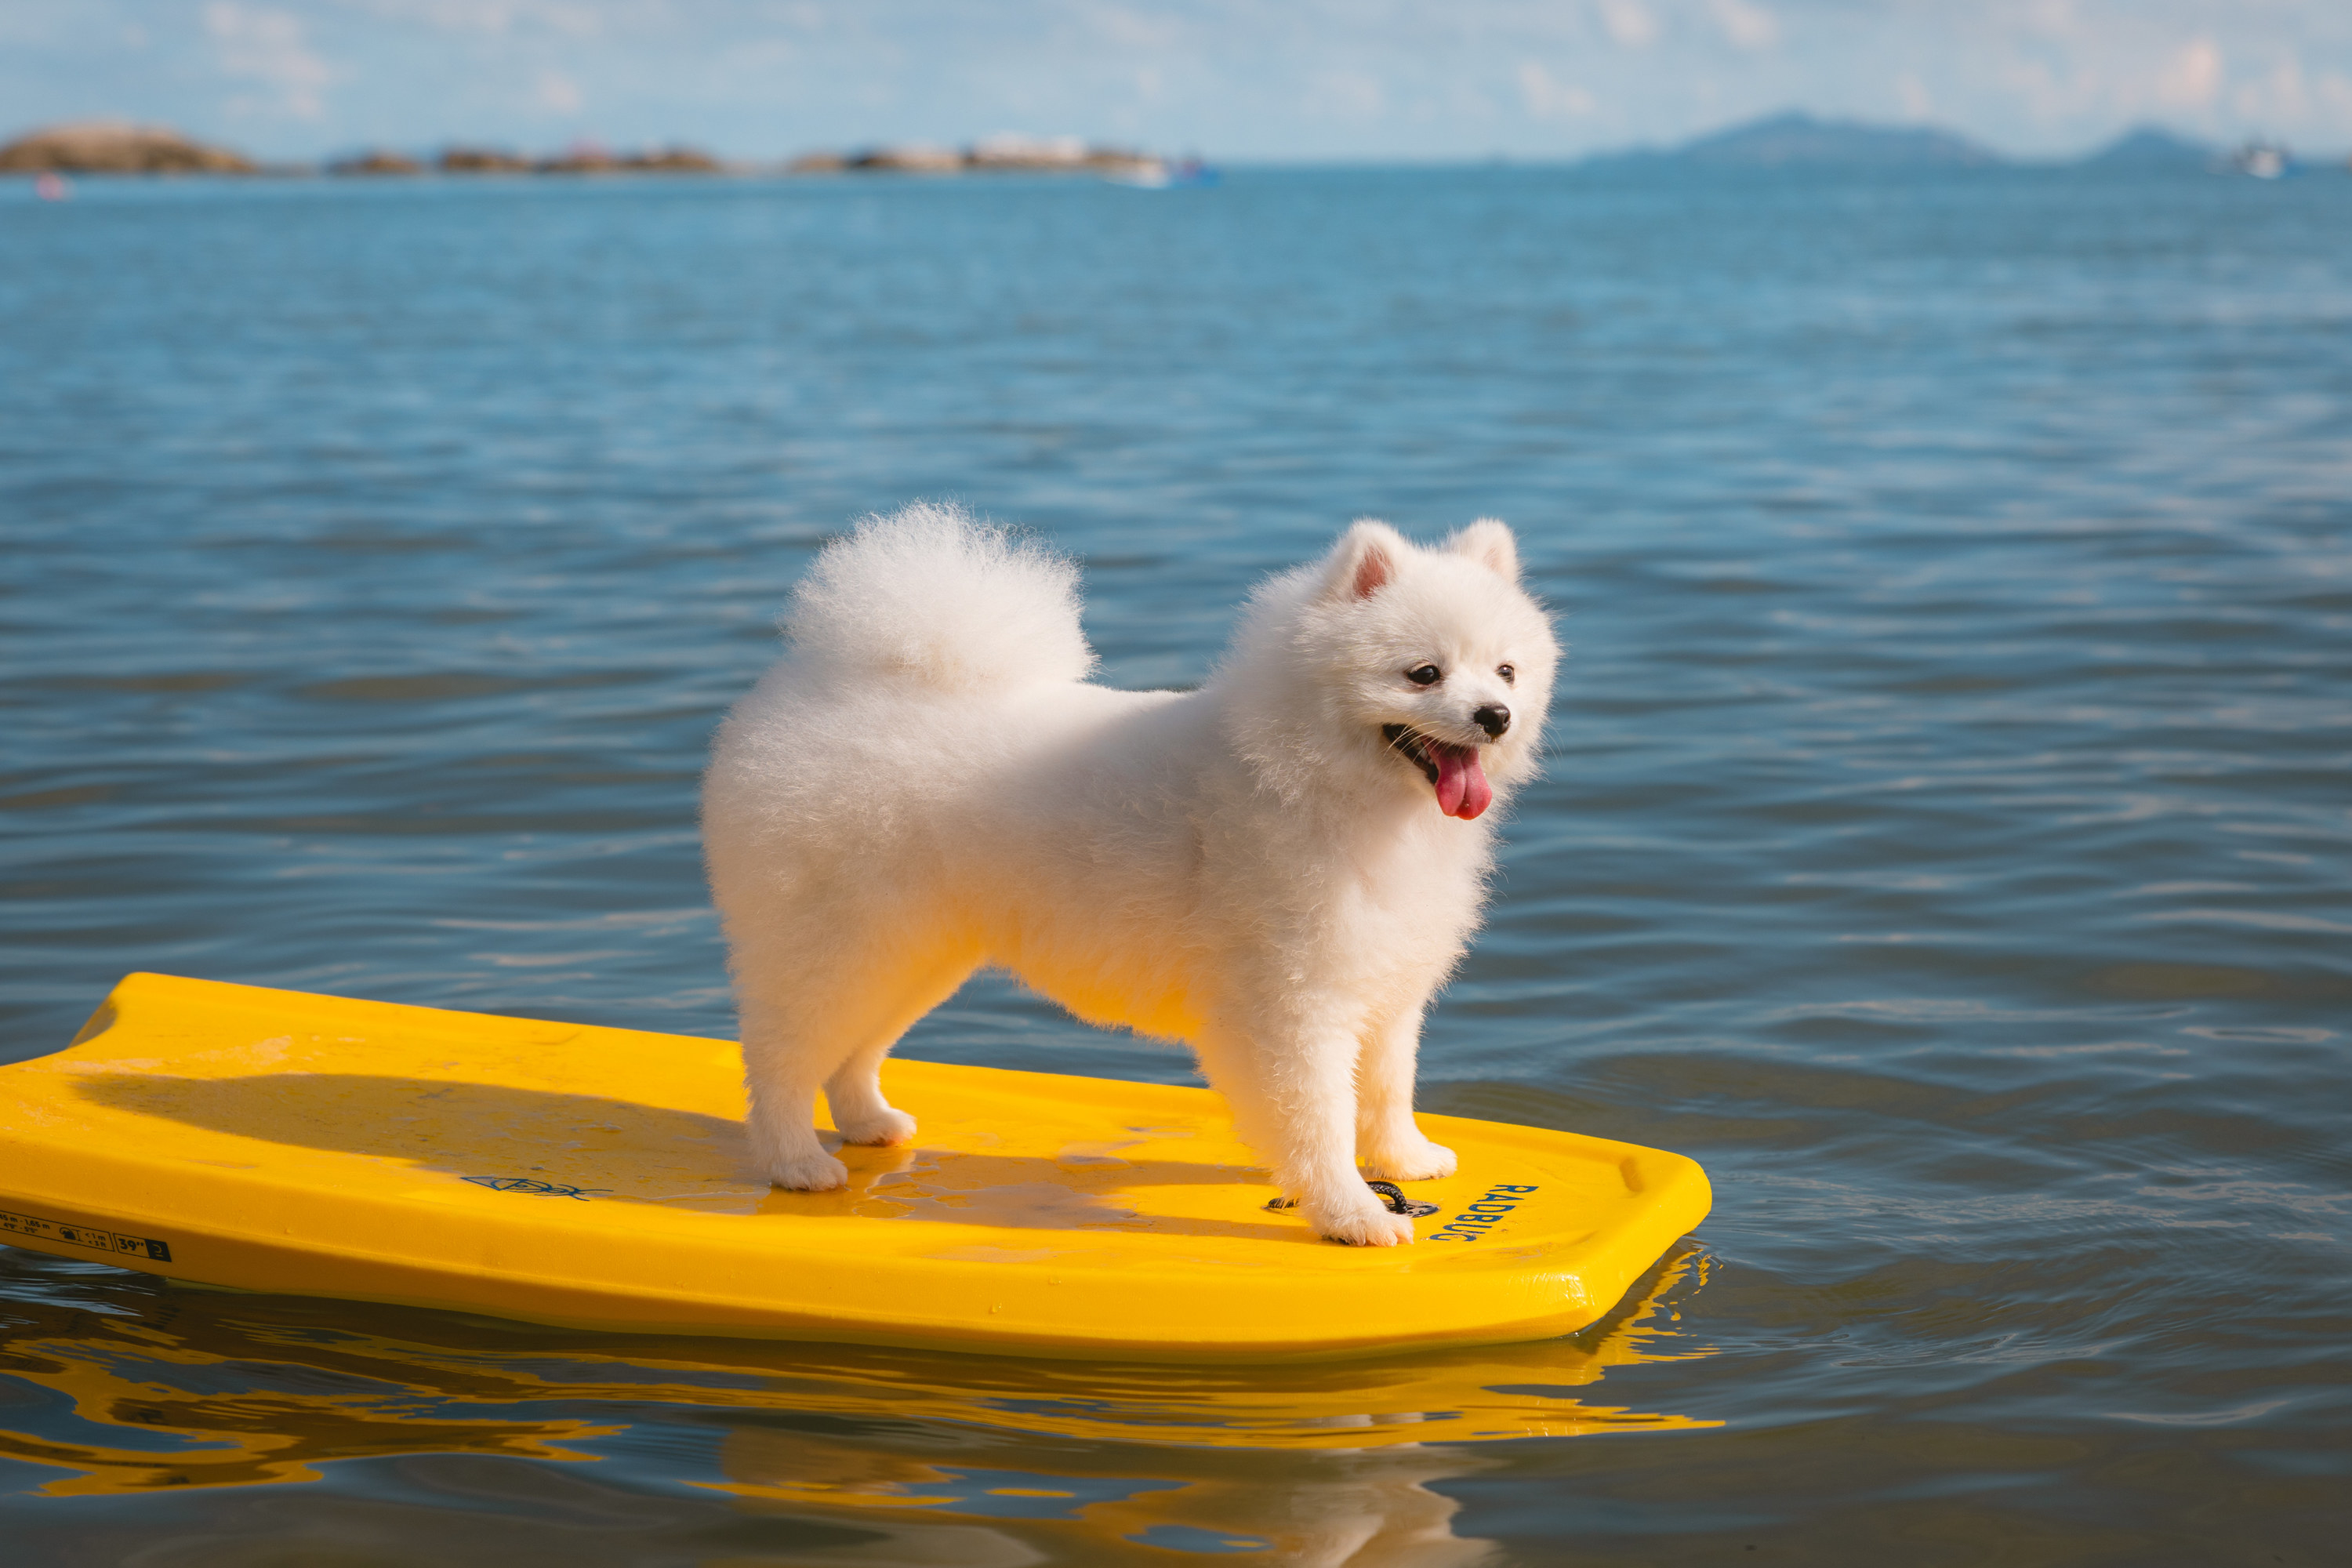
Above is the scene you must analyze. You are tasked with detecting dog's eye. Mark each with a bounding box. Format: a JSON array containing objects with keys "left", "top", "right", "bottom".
[
  {"left": 1497, "top": 664, "right": 1515, "bottom": 684},
  {"left": 1406, "top": 664, "right": 1442, "bottom": 686}
]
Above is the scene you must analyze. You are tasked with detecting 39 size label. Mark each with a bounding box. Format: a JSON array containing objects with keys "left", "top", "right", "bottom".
[
  {"left": 1, "top": 1206, "right": 173, "bottom": 1263},
  {"left": 1426, "top": 1183, "right": 1540, "bottom": 1241}
]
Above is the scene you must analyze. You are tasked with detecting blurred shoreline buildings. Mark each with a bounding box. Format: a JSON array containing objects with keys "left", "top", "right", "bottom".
[{"left": 792, "top": 132, "right": 1174, "bottom": 182}]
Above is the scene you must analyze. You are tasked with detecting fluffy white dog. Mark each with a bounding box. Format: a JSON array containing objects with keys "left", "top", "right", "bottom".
[{"left": 702, "top": 504, "right": 1559, "bottom": 1246}]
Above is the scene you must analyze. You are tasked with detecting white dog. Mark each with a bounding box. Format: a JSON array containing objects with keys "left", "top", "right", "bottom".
[{"left": 702, "top": 504, "right": 1558, "bottom": 1246}]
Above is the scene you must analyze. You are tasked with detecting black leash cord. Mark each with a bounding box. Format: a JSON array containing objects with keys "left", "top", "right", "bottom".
[{"left": 1366, "top": 1180, "right": 1443, "bottom": 1218}]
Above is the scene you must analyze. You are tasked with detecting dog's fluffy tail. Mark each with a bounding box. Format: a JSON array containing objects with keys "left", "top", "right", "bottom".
[{"left": 785, "top": 503, "right": 1095, "bottom": 693}]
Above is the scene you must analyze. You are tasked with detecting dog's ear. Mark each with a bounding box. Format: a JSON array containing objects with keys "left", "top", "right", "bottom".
[
  {"left": 1449, "top": 519, "right": 1519, "bottom": 582},
  {"left": 1323, "top": 520, "right": 1410, "bottom": 602}
]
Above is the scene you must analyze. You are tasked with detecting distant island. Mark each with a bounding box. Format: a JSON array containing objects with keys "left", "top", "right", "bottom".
[
  {"left": 325, "top": 144, "right": 725, "bottom": 176},
  {"left": 0, "top": 122, "right": 258, "bottom": 174},
  {"left": 1577, "top": 111, "right": 2328, "bottom": 176},
  {"left": 0, "top": 122, "right": 1181, "bottom": 183},
  {"left": 1586, "top": 111, "right": 2000, "bottom": 169},
  {"left": 2079, "top": 126, "right": 2217, "bottom": 169}
]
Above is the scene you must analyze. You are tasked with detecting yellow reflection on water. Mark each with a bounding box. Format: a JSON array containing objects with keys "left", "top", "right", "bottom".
[
  {"left": 714, "top": 1431, "right": 1509, "bottom": 1566},
  {"left": 0, "top": 1243, "right": 1713, "bottom": 1555}
]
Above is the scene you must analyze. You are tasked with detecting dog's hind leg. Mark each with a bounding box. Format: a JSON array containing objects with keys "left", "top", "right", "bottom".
[
  {"left": 1355, "top": 1002, "right": 1457, "bottom": 1182},
  {"left": 737, "top": 934, "right": 978, "bottom": 1191},
  {"left": 824, "top": 942, "right": 977, "bottom": 1147},
  {"left": 824, "top": 1043, "right": 918, "bottom": 1149}
]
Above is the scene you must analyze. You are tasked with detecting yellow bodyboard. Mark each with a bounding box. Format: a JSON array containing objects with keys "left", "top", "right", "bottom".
[{"left": 0, "top": 974, "right": 1711, "bottom": 1360}]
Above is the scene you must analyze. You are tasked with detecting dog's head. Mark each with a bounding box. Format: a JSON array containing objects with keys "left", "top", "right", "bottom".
[{"left": 1230, "top": 519, "right": 1559, "bottom": 821}]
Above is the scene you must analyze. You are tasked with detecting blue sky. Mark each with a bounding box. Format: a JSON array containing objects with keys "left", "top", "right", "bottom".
[{"left": 5, "top": 2, "right": 2350, "bottom": 162}]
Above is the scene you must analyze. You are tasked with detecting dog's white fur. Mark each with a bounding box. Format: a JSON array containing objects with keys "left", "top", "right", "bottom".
[{"left": 702, "top": 503, "right": 1559, "bottom": 1246}]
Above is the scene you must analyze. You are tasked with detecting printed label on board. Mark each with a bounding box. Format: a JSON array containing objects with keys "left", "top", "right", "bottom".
[
  {"left": 463, "top": 1176, "right": 607, "bottom": 1200},
  {"left": 0, "top": 1207, "right": 173, "bottom": 1263},
  {"left": 1426, "top": 1183, "right": 1540, "bottom": 1241}
]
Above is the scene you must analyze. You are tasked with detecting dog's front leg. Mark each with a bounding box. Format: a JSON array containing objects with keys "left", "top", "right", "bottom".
[
  {"left": 1356, "top": 1003, "right": 1457, "bottom": 1182},
  {"left": 741, "top": 1027, "right": 851, "bottom": 1191},
  {"left": 1201, "top": 1013, "right": 1414, "bottom": 1247}
]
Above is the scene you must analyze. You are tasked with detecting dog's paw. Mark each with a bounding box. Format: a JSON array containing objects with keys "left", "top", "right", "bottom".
[
  {"left": 1362, "top": 1138, "right": 1457, "bottom": 1182},
  {"left": 837, "top": 1108, "right": 918, "bottom": 1147},
  {"left": 767, "top": 1150, "right": 851, "bottom": 1191},
  {"left": 1312, "top": 1200, "right": 1415, "bottom": 1248}
]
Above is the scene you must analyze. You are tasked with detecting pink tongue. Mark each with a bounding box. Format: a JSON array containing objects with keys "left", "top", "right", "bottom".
[{"left": 1432, "top": 745, "right": 1494, "bottom": 820}]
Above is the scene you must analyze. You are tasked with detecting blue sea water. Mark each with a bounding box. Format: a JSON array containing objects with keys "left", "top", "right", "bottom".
[{"left": 2, "top": 165, "right": 2348, "bottom": 1563}]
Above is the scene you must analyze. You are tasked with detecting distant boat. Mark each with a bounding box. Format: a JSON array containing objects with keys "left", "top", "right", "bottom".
[
  {"left": 1102, "top": 158, "right": 1168, "bottom": 188},
  {"left": 1105, "top": 157, "right": 1219, "bottom": 189},
  {"left": 34, "top": 170, "right": 69, "bottom": 200},
  {"left": 2231, "top": 141, "right": 2289, "bottom": 180}
]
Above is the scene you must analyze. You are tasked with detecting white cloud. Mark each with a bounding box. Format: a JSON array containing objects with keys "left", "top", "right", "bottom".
[
  {"left": 1595, "top": 0, "right": 1656, "bottom": 49},
  {"left": 1305, "top": 68, "right": 1387, "bottom": 121},
  {"left": 2322, "top": 69, "right": 2352, "bottom": 119},
  {"left": 1708, "top": 0, "right": 1779, "bottom": 53},
  {"left": 1519, "top": 60, "right": 1596, "bottom": 120},
  {"left": 2154, "top": 36, "right": 2223, "bottom": 110},
  {"left": 2233, "top": 54, "right": 2307, "bottom": 122},
  {"left": 205, "top": 3, "right": 338, "bottom": 120},
  {"left": 535, "top": 66, "right": 583, "bottom": 113},
  {"left": 1076, "top": 2, "right": 1187, "bottom": 51},
  {"left": 341, "top": 1, "right": 604, "bottom": 39},
  {"left": 2015, "top": 0, "right": 2084, "bottom": 42}
]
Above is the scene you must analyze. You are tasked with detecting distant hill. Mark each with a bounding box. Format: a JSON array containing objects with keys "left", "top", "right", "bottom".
[
  {"left": 1588, "top": 111, "right": 2004, "bottom": 169},
  {"left": 2079, "top": 126, "right": 2215, "bottom": 169},
  {"left": 0, "top": 122, "right": 256, "bottom": 173}
]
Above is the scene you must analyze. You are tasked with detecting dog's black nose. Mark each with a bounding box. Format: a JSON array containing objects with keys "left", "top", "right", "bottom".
[{"left": 1474, "top": 703, "right": 1511, "bottom": 739}]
